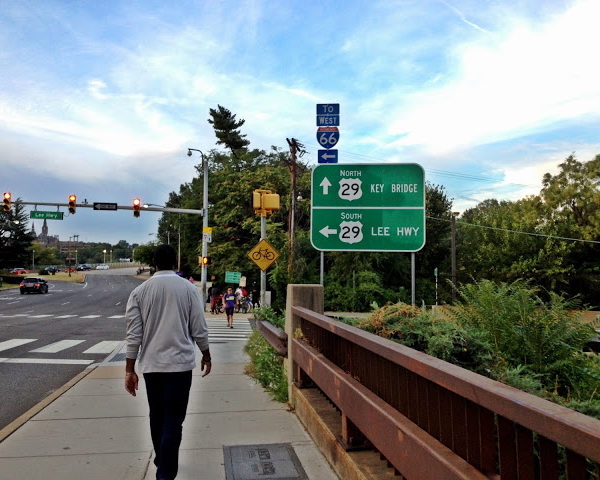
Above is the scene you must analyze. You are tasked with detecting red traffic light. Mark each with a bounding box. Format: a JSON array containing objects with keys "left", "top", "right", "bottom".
[
  {"left": 2, "top": 192, "right": 11, "bottom": 212},
  {"left": 133, "top": 198, "right": 141, "bottom": 217},
  {"left": 68, "top": 194, "right": 76, "bottom": 214}
]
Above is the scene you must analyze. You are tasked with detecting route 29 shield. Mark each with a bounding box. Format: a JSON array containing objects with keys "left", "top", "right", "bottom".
[{"left": 338, "top": 178, "right": 362, "bottom": 201}]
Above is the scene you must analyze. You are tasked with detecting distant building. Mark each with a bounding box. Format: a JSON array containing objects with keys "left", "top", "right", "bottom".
[{"left": 34, "top": 219, "right": 60, "bottom": 248}]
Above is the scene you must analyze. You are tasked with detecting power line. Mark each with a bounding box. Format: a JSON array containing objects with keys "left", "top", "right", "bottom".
[
  {"left": 299, "top": 141, "right": 531, "bottom": 187},
  {"left": 427, "top": 215, "right": 600, "bottom": 245}
]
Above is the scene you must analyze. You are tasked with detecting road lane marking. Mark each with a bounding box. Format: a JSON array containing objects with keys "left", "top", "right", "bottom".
[
  {"left": 61, "top": 302, "right": 70, "bottom": 305},
  {"left": 108, "top": 315, "right": 125, "bottom": 319},
  {"left": 30, "top": 340, "right": 86, "bottom": 353},
  {"left": 7, "top": 301, "right": 20, "bottom": 305},
  {"left": 30, "top": 315, "right": 53, "bottom": 318},
  {"left": 115, "top": 301, "right": 122, "bottom": 306},
  {"left": 80, "top": 315, "right": 101, "bottom": 319},
  {"left": 55, "top": 315, "right": 77, "bottom": 318},
  {"left": 0, "top": 358, "right": 94, "bottom": 365},
  {"left": 83, "top": 341, "right": 121, "bottom": 354},
  {"left": 0, "top": 339, "right": 37, "bottom": 352}
]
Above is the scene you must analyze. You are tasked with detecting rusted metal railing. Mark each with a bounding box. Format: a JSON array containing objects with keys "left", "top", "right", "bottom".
[
  {"left": 291, "top": 305, "right": 600, "bottom": 480},
  {"left": 257, "top": 320, "right": 288, "bottom": 357}
]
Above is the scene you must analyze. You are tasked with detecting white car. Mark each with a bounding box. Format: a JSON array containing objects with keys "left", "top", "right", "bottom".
[{"left": 96, "top": 264, "right": 110, "bottom": 270}]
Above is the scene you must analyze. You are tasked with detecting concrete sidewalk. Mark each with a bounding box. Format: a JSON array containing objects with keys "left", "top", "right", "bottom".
[{"left": 0, "top": 360, "right": 339, "bottom": 479}]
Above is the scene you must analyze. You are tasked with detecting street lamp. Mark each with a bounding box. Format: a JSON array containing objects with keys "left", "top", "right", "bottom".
[
  {"left": 103, "top": 249, "right": 107, "bottom": 264},
  {"left": 187, "top": 148, "right": 209, "bottom": 309}
]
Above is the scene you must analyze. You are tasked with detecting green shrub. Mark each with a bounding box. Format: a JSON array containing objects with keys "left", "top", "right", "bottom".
[
  {"left": 244, "top": 330, "right": 288, "bottom": 403},
  {"left": 357, "top": 282, "right": 600, "bottom": 419},
  {"left": 253, "top": 306, "right": 285, "bottom": 329},
  {"left": 38, "top": 268, "right": 48, "bottom": 275}
]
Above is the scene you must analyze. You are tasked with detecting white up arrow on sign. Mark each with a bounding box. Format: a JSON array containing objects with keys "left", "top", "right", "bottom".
[
  {"left": 320, "top": 177, "right": 332, "bottom": 195},
  {"left": 319, "top": 226, "right": 337, "bottom": 237}
]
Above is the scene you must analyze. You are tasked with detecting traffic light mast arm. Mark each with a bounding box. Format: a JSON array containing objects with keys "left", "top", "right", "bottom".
[{"left": 11, "top": 200, "right": 204, "bottom": 215}]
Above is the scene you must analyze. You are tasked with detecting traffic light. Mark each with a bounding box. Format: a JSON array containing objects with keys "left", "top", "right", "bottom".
[
  {"left": 2, "top": 192, "right": 11, "bottom": 212},
  {"left": 133, "top": 198, "right": 141, "bottom": 217},
  {"left": 68, "top": 194, "right": 76, "bottom": 214},
  {"left": 202, "top": 256, "right": 211, "bottom": 266}
]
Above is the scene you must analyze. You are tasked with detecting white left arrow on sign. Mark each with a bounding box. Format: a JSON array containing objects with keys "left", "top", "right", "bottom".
[
  {"left": 320, "top": 177, "right": 332, "bottom": 195},
  {"left": 319, "top": 226, "right": 337, "bottom": 237}
]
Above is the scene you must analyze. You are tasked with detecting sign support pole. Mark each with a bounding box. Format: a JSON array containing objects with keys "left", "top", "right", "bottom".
[
  {"left": 411, "top": 253, "right": 416, "bottom": 306},
  {"left": 260, "top": 215, "right": 266, "bottom": 307},
  {"left": 320, "top": 252, "right": 324, "bottom": 285},
  {"left": 201, "top": 155, "right": 209, "bottom": 311}
]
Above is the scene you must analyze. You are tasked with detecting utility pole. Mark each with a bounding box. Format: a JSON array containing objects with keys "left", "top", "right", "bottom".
[
  {"left": 451, "top": 212, "right": 459, "bottom": 303},
  {"left": 285, "top": 138, "right": 306, "bottom": 277}
]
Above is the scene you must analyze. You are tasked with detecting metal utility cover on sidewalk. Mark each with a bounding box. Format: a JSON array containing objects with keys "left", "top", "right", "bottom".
[{"left": 223, "top": 443, "right": 308, "bottom": 480}]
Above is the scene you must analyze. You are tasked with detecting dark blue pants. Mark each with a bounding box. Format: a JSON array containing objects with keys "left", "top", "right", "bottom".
[{"left": 144, "top": 370, "right": 193, "bottom": 480}]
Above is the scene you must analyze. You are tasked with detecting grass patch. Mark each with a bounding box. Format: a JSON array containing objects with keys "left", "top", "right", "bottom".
[{"left": 244, "top": 330, "right": 288, "bottom": 403}]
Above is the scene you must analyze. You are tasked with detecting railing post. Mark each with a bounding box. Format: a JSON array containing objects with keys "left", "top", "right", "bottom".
[{"left": 285, "top": 284, "right": 323, "bottom": 407}]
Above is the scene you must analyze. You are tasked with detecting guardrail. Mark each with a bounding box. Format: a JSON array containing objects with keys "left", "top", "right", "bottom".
[
  {"left": 256, "top": 320, "right": 287, "bottom": 357},
  {"left": 287, "top": 288, "right": 600, "bottom": 480}
]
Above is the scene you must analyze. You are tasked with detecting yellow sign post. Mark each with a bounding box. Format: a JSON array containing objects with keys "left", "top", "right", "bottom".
[{"left": 248, "top": 239, "right": 280, "bottom": 271}]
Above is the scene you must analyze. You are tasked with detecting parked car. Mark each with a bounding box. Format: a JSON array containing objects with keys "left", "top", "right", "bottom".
[
  {"left": 63, "top": 267, "right": 76, "bottom": 273},
  {"left": 96, "top": 264, "right": 110, "bottom": 270},
  {"left": 20, "top": 277, "right": 49, "bottom": 294},
  {"left": 46, "top": 266, "right": 60, "bottom": 274},
  {"left": 76, "top": 264, "right": 92, "bottom": 271},
  {"left": 10, "top": 268, "right": 28, "bottom": 274}
]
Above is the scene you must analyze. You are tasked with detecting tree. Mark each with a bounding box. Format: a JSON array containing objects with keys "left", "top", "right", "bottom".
[
  {"left": 133, "top": 243, "right": 156, "bottom": 265},
  {"left": 207, "top": 105, "right": 250, "bottom": 158},
  {"left": 31, "top": 241, "right": 58, "bottom": 266},
  {"left": 0, "top": 199, "right": 34, "bottom": 268}
]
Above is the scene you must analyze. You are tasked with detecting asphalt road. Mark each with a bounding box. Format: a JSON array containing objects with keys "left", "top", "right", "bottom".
[{"left": 0, "top": 270, "right": 143, "bottom": 430}]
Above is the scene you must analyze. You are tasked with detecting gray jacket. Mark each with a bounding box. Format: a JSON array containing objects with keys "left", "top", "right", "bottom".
[{"left": 126, "top": 270, "right": 209, "bottom": 373}]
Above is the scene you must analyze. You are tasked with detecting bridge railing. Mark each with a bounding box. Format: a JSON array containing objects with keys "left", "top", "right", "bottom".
[{"left": 286, "top": 285, "right": 600, "bottom": 480}]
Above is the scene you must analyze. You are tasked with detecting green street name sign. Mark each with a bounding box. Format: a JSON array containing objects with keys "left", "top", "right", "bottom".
[
  {"left": 225, "top": 271, "right": 242, "bottom": 283},
  {"left": 30, "top": 211, "right": 64, "bottom": 220},
  {"left": 311, "top": 163, "right": 425, "bottom": 252}
]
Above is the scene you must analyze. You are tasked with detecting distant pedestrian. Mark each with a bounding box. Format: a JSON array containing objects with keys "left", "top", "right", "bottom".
[
  {"left": 223, "top": 287, "right": 236, "bottom": 328},
  {"left": 125, "top": 244, "right": 211, "bottom": 480},
  {"left": 188, "top": 276, "right": 194, "bottom": 284}
]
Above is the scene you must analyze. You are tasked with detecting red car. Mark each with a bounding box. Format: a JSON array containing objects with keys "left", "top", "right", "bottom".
[{"left": 10, "top": 268, "right": 28, "bottom": 274}]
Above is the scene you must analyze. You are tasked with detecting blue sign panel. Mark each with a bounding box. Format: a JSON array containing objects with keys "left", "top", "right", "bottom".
[
  {"left": 318, "top": 149, "right": 338, "bottom": 163},
  {"left": 316, "top": 115, "right": 339, "bottom": 126},
  {"left": 316, "top": 127, "right": 339, "bottom": 150},
  {"left": 316, "top": 104, "right": 340, "bottom": 115}
]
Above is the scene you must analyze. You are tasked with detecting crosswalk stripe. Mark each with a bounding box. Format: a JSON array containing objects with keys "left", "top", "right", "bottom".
[
  {"left": 0, "top": 358, "right": 94, "bottom": 365},
  {"left": 209, "top": 337, "right": 249, "bottom": 341},
  {"left": 108, "top": 315, "right": 125, "bottom": 319},
  {"left": 0, "top": 339, "right": 37, "bottom": 352},
  {"left": 80, "top": 315, "right": 101, "bottom": 319},
  {"left": 83, "top": 341, "right": 121, "bottom": 354},
  {"left": 30, "top": 315, "right": 53, "bottom": 318},
  {"left": 55, "top": 315, "right": 77, "bottom": 318},
  {"left": 30, "top": 340, "right": 85, "bottom": 353}
]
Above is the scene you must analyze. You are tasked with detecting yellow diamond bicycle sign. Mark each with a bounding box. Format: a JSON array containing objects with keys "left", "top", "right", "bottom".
[{"left": 248, "top": 239, "right": 280, "bottom": 271}]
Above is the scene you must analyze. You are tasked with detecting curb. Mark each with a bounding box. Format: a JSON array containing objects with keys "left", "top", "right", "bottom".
[{"left": 0, "top": 365, "right": 97, "bottom": 443}]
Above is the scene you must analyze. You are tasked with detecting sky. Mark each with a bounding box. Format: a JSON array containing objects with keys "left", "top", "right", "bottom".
[{"left": 1, "top": 0, "right": 599, "bottom": 245}]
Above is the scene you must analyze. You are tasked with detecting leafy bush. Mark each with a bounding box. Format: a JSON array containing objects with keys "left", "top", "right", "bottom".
[
  {"left": 253, "top": 306, "right": 285, "bottom": 329},
  {"left": 450, "top": 280, "right": 597, "bottom": 398},
  {"left": 244, "top": 330, "right": 287, "bottom": 402},
  {"left": 38, "top": 268, "right": 48, "bottom": 275}
]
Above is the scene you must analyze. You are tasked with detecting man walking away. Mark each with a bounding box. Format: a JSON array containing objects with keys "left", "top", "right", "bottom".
[{"left": 125, "top": 244, "right": 211, "bottom": 480}]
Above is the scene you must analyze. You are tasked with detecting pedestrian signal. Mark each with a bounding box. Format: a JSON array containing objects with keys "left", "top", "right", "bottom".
[
  {"left": 202, "top": 256, "right": 211, "bottom": 266},
  {"left": 133, "top": 198, "right": 141, "bottom": 218},
  {"left": 68, "top": 194, "right": 76, "bottom": 214},
  {"left": 2, "top": 192, "right": 11, "bottom": 212}
]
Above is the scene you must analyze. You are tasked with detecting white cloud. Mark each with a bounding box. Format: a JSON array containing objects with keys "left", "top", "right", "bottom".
[{"left": 387, "top": 0, "right": 600, "bottom": 155}]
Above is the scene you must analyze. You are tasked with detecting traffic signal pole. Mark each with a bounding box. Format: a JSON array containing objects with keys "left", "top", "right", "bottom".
[
  {"left": 260, "top": 214, "right": 266, "bottom": 307},
  {"left": 201, "top": 156, "right": 208, "bottom": 310}
]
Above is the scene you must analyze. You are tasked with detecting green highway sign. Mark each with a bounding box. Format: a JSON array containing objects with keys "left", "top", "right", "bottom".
[
  {"left": 225, "top": 271, "right": 242, "bottom": 283},
  {"left": 30, "top": 211, "right": 64, "bottom": 220},
  {"left": 311, "top": 163, "right": 425, "bottom": 252}
]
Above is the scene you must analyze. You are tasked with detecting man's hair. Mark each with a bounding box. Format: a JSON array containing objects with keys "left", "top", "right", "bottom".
[{"left": 153, "top": 244, "right": 177, "bottom": 270}]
